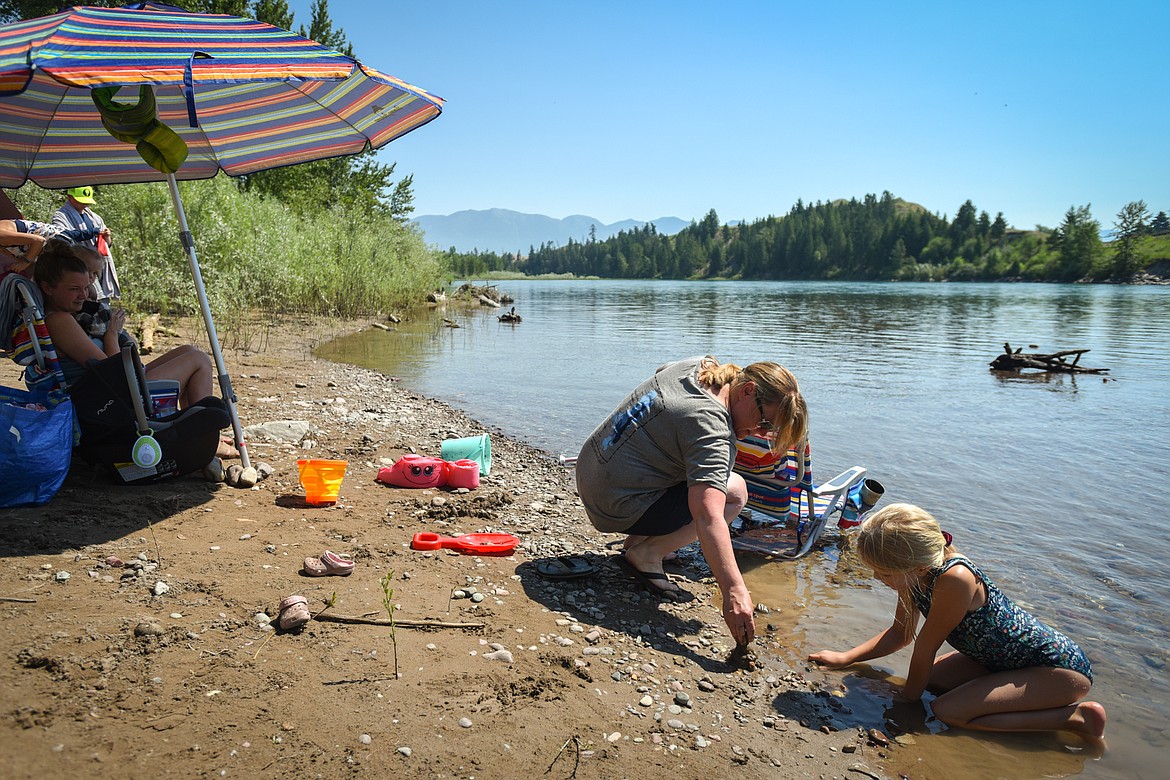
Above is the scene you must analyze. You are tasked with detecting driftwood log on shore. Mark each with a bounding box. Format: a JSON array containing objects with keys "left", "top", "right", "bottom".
[
  {"left": 989, "top": 343, "right": 1108, "bottom": 373},
  {"left": 137, "top": 313, "right": 179, "bottom": 355},
  {"left": 139, "top": 313, "right": 159, "bottom": 354}
]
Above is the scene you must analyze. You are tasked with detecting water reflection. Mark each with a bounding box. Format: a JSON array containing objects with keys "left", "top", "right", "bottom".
[{"left": 989, "top": 370, "right": 1087, "bottom": 393}]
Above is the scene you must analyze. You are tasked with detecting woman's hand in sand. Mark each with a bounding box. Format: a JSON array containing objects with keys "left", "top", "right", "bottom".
[{"left": 808, "top": 650, "right": 851, "bottom": 669}]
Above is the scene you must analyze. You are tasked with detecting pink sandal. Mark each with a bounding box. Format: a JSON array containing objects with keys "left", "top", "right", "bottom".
[
  {"left": 302, "top": 556, "right": 328, "bottom": 577},
  {"left": 278, "top": 594, "right": 310, "bottom": 630},
  {"left": 320, "top": 550, "right": 354, "bottom": 576}
]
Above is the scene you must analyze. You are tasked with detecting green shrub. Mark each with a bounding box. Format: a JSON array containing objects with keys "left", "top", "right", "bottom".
[{"left": 6, "top": 176, "right": 446, "bottom": 323}]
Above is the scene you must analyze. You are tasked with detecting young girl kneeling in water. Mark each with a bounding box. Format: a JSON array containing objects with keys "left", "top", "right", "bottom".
[{"left": 809, "top": 503, "right": 1106, "bottom": 743}]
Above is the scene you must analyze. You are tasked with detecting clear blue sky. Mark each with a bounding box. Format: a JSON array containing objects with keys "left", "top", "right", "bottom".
[{"left": 289, "top": 0, "right": 1169, "bottom": 230}]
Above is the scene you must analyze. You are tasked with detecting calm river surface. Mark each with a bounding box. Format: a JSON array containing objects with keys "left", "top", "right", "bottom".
[{"left": 320, "top": 279, "right": 1170, "bottom": 779}]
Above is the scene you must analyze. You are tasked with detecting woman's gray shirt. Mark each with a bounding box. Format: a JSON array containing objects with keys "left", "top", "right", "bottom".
[{"left": 576, "top": 357, "right": 735, "bottom": 533}]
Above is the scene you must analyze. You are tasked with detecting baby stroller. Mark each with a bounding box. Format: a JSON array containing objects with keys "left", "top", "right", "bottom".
[{"left": 67, "top": 343, "right": 230, "bottom": 485}]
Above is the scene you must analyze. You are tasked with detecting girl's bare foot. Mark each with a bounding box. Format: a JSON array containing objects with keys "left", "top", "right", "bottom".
[
  {"left": 1073, "top": 701, "right": 1107, "bottom": 740},
  {"left": 1076, "top": 701, "right": 1104, "bottom": 739}
]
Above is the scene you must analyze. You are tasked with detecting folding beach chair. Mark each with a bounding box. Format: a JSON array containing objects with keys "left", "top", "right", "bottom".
[
  {"left": 731, "top": 435, "right": 876, "bottom": 559},
  {"left": 0, "top": 272, "right": 68, "bottom": 394},
  {"left": 0, "top": 273, "right": 75, "bottom": 506}
]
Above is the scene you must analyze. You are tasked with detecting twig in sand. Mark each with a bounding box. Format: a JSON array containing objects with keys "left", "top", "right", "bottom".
[
  {"left": 312, "top": 591, "right": 337, "bottom": 621},
  {"left": 1, "top": 597, "right": 36, "bottom": 603},
  {"left": 314, "top": 613, "right": 483, "bottom": 630},
  {"left": 544, "top": 735, "right": 582, "bottom": 778},
  {"left": 144, "top": 514, "right": 163, "bottom": 569},
  {"left": 379, "top": 572, "right": 399, "bottom": 680}
]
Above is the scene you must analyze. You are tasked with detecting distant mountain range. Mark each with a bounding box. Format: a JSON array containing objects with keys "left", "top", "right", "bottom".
[{"left": 410, "top": 208, "right": 690, "bottom": 254}]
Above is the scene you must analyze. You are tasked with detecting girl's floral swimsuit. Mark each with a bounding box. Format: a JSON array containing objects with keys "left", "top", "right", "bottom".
[{"left": 912, "top": 556, "right": 1093, "bottom": 681}]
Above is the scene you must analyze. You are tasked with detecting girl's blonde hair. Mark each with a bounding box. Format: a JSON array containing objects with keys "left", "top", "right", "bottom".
[
  {"left": 855, "top": 503, "right": 957, "bottom": 643},
  {"left": 697, "top": 356, "right": 808, "bottom": 453},
  {"left": 855, "top": 503, "right": 951, "bottom": 573}
]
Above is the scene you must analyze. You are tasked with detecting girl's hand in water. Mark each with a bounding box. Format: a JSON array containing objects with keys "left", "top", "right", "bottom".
[
  {"left": 891, "top": 687, "right": 921, "bottom": 704},
  {"left": 808, "top": 650, "right": 852, "bottom": 668}
]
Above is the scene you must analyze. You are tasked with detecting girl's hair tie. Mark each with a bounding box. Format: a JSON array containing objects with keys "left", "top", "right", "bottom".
[{"left": 942, "top": 530, "right": 953, "bottom": 546}]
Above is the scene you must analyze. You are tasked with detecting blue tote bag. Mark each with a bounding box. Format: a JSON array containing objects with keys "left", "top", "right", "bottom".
[{"left": 0, "top": 386, "right": 74, "bottom": 507}]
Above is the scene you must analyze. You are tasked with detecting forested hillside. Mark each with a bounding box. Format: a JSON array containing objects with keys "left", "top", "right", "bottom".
[{"left": 445, "top": 193, "right": 1169, "bottom": 283}]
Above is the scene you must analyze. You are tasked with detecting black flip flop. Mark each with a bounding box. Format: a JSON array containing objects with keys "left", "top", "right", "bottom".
[
  {"left": 535, "top": 555, "right": 597, "bottom": 580},
  {"left": 614, "top": 554, "right": 691, "bottom": 602}
]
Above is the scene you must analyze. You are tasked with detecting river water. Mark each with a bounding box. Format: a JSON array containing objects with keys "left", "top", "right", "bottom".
[{"left": 319, "top": 279, "right": 1169, "bottom": 779}]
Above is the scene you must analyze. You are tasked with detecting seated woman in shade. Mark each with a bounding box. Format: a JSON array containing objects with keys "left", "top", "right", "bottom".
[{"left": 33, "top": 240, "right": 236, "bottom": 459}]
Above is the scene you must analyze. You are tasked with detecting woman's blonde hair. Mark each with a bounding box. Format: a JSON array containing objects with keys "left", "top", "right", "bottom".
[
  {"left": 697, "top": 356, "right": 808, "bottom": 453},
  {"left": 855, "top": 503, "right": 957, "bottom": 643}
]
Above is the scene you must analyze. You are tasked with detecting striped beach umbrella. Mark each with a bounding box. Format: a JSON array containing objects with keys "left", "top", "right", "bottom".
[
  {"left": 0, "top": 3, "right": 443, "bottom": 187},
  {"left": 0, "top": 3, "right": 444, "bottom": 482}
]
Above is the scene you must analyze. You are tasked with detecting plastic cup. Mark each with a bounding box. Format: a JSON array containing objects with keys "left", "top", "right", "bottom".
[
  {"left": 297, "top": 458, "right": 348, "bottom": 505},
  {"left": 440, "top": 433, "right": 491, "bottom": 476},
  {"left": 858, "top": 478, "right": 885, "bottom": 513}
]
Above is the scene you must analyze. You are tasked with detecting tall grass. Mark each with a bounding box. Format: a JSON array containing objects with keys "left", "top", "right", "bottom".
[{"left": 8, "top": 175, "right": 446, "bottom": 326}]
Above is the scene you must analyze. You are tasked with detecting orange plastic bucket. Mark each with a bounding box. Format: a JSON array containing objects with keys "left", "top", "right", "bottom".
[{"left": 297, "top": 459, "right": 348, "bottom": 505}]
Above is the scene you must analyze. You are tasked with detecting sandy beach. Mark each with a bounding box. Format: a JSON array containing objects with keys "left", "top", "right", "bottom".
[{"left": 0, "top": 316, "right": 905, "bottom": 780}]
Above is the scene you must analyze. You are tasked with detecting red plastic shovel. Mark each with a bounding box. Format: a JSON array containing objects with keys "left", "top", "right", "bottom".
[{"left": 410, "top": 532, "right": 519, "bottom": 554}]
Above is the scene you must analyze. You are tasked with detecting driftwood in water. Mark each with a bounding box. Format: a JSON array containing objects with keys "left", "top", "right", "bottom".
[
  {"left": 478, "top": 294, "right": 501, "bottom": 308},
  {"left": 989, "top": 343, "right": 1108, "bottom": 374}
]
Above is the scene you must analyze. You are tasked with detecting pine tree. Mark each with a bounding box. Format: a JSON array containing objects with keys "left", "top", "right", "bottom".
[
  {"left": 1151, "top": 211, "right": 1170, "bottom": 236},
  {"left": 1112, "top": 200, "right": 1150, "bottom": 279}
]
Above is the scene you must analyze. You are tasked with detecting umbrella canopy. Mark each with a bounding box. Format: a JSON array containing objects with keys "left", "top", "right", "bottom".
[
  {"left": 0, "top": 3, "right": 444, "bottom": 483},
  {"left": 0, "top": 3, "right": 443, "bottom": 188}
]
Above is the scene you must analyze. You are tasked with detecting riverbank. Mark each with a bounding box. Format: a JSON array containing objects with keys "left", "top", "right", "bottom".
[{"left": 0, "top": 316, "right": 903, "bottom": 779}]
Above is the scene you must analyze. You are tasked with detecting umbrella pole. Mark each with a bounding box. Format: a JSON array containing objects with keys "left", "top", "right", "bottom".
[{"left": 165, "top": 174, "right": 253, "bottom": 474}]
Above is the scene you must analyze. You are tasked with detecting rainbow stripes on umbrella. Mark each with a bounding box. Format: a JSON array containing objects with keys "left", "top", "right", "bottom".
[{"left": 0, "top": 4, "right": 443, "bottom": 188}]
